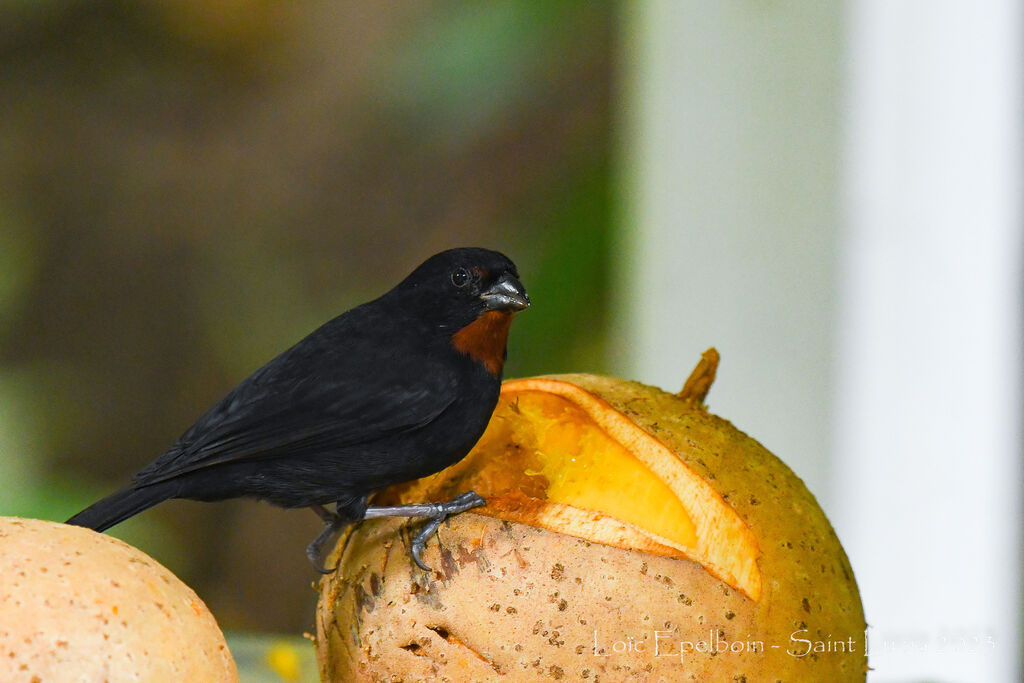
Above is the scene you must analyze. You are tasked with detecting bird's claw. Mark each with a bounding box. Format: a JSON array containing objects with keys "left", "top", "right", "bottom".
[
  {"left": 307, "top": 547, "right": 336, "bottom": 575},
  {"left": 410, "top": 517, "right": 444, "bottom": 571},
  {"left": 409, "top": 491, "right": 486, "bottom": 572},
  {"left": 307, "top": 549, "right": 337, "bottom": 574},
  {"left": 306, "top": 507, "right": 345, "bottom": 574}
]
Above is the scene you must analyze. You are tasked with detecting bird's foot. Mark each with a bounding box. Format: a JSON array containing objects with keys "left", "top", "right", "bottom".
[
  {"left": 306, "top": 504, "right": 345, "bottom": 574},
  {"left": 361, "top": 491, "right": 486, "bottom": 572},
  {"left": 305, "top": 492, "right": 486, "bottom": 573},
  {"left": 409, "top": 491, "right": 486, "bottom": 571}
]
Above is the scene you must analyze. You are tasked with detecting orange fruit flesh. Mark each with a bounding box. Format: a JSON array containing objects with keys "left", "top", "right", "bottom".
[
  {"left": 477, "top": 390, "right": 699, "bottom": 550},
  {"left": 383, "top": 378, "right": 762, "bottom": 601}
]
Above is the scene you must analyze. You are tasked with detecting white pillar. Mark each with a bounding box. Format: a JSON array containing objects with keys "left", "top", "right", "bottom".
[
  {"left": 617, "top": 1, "right": 843, "bottom": 506},
  {"left": 620, "top": 1, "right": 1022, "bottom": 680},
  {"left": 834, "top": 2, "right": 1022, "bottom": 681}
]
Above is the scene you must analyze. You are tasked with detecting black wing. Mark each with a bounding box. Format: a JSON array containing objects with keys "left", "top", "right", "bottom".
[{"left": 134, "top": 316, "right": 457, "bottom": 485}]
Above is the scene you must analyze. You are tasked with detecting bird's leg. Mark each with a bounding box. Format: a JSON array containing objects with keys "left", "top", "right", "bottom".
[
  {"left": 304, "top": 492, "right": 485, "bottom": 574},
  {"left": 310, "top": 503, "right": 338, "bottom": 523},
  {"left": 362, "top": 491, "right": 486, "bottom": 571},
  {"left": 306, "top": 504, "right": 346, "bottom": 574}
]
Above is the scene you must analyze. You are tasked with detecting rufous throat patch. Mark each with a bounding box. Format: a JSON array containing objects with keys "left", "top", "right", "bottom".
[{"left": 452, "top": 311, "right": 514, "bottom": 376}]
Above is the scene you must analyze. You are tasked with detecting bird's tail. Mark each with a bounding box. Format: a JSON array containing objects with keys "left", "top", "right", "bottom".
[{"left": 65, "top": 483, "right": 175, "bottom": 532}]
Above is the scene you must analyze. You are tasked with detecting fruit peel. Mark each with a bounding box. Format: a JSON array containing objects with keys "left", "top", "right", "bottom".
[{"left": 317, "top": 359, "right": 867, "bottom": 681}]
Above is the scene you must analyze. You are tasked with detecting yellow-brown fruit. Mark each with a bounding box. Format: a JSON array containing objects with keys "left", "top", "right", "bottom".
[
  {"left": 0, "top": 517, "right": 237, "bottom": 682},
  {"left": 316, "top": 352, "right": 866, "bottom": 681}
]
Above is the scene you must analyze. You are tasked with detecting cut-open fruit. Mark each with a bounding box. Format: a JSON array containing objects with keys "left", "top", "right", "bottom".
[
  {"left": 380, "top": 376, "right": 762, "bottom": 601},
  {"left": 321, "top": 355, "right": 867, "bottom": 682}
]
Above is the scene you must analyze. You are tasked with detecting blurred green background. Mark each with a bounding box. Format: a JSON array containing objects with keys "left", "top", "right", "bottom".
[{"left": 0, "top": 0, "right": 616, "bottom": 658}]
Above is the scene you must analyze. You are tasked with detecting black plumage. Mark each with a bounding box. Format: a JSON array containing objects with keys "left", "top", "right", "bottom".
[{"left": 66, "top": 247, "right": 529, "bottom": 570}]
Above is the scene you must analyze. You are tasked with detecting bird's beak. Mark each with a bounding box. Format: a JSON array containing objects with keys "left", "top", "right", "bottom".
[{"left": 481, "top": 274, "right": 530, "bottom": 312}]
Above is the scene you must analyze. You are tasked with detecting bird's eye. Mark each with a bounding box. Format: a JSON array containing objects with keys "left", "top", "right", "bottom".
[{"left": 450, "top": 268, "right": 471, "bottom": 288}]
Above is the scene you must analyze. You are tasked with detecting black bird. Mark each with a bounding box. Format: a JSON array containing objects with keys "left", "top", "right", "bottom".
[{"left": 66, "top": 247, "right": 529, "bottom": 572}]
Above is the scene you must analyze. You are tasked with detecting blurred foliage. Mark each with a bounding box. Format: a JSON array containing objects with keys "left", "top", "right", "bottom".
[{"left": 0, "top": 0, "right": 616, "bottom": 634}]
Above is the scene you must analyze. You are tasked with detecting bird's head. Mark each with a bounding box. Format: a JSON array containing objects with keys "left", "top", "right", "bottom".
[{"left": 390, "top": 247, "right": 529, "bottom": 375}]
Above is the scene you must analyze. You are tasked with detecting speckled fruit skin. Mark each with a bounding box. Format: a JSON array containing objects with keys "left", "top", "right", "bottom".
[
  {"left": 316, "top": 375, "right": 867, "bottom": 682},
  {"left": 0, "top": 517, "right": 237, "bottom": 682}
]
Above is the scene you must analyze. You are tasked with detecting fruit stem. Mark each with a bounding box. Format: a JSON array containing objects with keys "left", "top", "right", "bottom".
[{"left": 678, "top": 348, "right": 719, "bottom": 405}]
